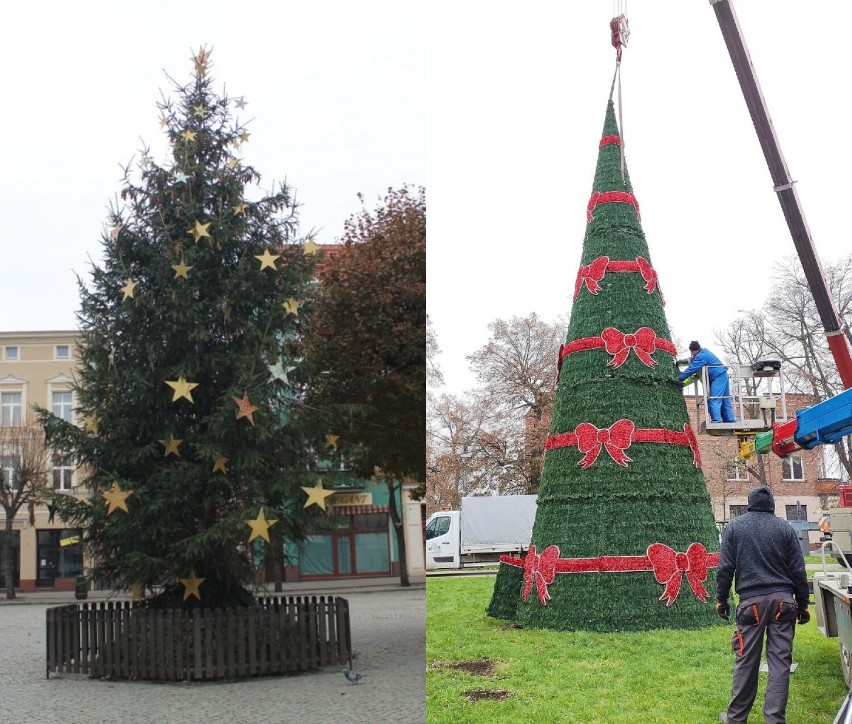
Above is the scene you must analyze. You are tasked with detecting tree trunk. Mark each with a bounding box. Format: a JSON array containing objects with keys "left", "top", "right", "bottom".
[
  {"left": 4, "top": 510, "right": 15, "bottom": 600},
  {"left": 387, "top": 479, "right": 410, "bottom": 587}
]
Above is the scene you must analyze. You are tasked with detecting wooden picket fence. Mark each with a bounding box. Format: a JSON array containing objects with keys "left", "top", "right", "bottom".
[{"left": 46, "top": 595, "right": 351, "bottom": 681}]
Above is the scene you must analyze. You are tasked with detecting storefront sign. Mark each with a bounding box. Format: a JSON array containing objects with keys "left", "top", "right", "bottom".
[{"left": 331, "top": 493, "right": 373, "bottom": 506}]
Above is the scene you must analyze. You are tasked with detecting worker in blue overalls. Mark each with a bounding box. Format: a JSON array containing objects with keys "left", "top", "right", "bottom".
[{"left": 677, "top": 341, "right": 736, "bottom": 423}]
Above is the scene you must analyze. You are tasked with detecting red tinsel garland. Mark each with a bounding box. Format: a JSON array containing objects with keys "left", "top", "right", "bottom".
[
  {"left": 500, "top": 542, "right": 720, "bottom": 607},
  {"left": 587, "top": 190, "right": 640, "bottom": 222},
  {"left": 573, "top": 256, "right": 663, "bottom": 302},
  {"left": 559, "top": 326, "right": 676, "bottom": 370},
  {"left": 545, "top": 419, "right": 701, "bottom": 468},
  {"left": 599, "top": 134, "right": 622, "bottom": 147}
]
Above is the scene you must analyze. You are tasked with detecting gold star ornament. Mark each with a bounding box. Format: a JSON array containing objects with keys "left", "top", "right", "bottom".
[
  {"left": 246, "top": 506, "right": 279, "bottom": 543},
  {"left": 83, "top": 414, "right": 100, "bottom": 434},
  {"left": 188, "top": 219, "right": 211, "bottom": 243},
  {"left": 180, "top": 570, "right": 205, "bottom": 601},
  {"left": 121, "top": 279, "right": 138, "bottom": 300},
  {"left": 301, "top": 479, "right": 336, "bottom": 511},
  {"left": 165, "top": 376, "right": 199, "bottom": 403},
  {"left": 172, "top": 261, "right": 192, "bottom": 279},
  {"left": 233, "top": 202, "right": 246, "bottom": 215},
  {"left": 233, "top": 392, "right": 259, "bottom": 426},
  {"left": 302, "top": 239, "right": 321, "bottom": 255},
  {"left": 255, "top": 249, "right": 280, "bottom": 271},
  {"left": 101, "top": 482, "right": 133, "bottom": 515},
  {"left": 212, "top": 455, "right": 229, "bottom": 474},
  {"left": 159, "top": 434, "right": 183, "bottom": 457},
  {"left": 282, "top": 298, "right": 301, "bottom": 316},
  {"left": 325, "top": 433, "right": 339, "bottom": 450},
  {"left": 182, "top": 129, "right": 197, "bottom": 142}
]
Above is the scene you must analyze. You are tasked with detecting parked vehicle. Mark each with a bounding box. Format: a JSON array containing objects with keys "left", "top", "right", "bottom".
[{"left": 425, "top": 495, "right": 537, "bottom": 570}]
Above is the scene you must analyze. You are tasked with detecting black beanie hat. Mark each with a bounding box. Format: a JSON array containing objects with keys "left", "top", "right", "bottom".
[{"left": 689, "top": 341, "right": 700, "bottom": 352}]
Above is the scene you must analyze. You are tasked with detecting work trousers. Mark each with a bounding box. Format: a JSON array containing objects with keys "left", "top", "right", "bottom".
[
  {"left": 726, "top": 592, "right": 797, "bottom": 724},
  {"left": 709, "top": 373, "right": 736, "bottom": 423}
]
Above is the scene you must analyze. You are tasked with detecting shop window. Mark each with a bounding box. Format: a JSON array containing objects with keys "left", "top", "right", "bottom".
[
  {"left": 36, "top": 529, "right": 83, "bottom": 586},
  {"left": 300, "top": 511, "right": 390, "bottom": 577}
]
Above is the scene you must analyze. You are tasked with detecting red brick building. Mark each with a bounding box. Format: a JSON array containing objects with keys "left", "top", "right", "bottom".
[{"left": 684, "top": 393, "right": 840, "bottom": 546}]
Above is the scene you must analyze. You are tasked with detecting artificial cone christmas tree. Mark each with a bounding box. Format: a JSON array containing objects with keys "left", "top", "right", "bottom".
[
  {"left": 40, "top": 48, "right": 330, "bottom": 608},
  {"left": 488, "top": 100, "right": 722, "bottom": 632}
]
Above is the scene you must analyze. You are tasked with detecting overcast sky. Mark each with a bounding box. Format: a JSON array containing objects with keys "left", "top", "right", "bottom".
[
  {"left": 428, "top": 1, "right": 852, "bottom": 395},
  {"left": 0, "top": 1, "right": 424, "bottom": 331}
]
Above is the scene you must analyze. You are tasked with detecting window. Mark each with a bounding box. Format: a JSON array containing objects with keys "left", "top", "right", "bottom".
[
  {"left": 426, "top": 515, "right": 452, "bottom": 540},
  {"left": 1, "top": 392, "right": 21, "bottom": 426},
  {"left": 786, "top": 504, "right": 808, "bottom": 522},
  {"left": 52, "top": 391, "right": 73, "bottom": 422},
  {"left": 52, "top": 454, "right": 75, "bottom": 491},
  {"left": 782, "top": 456, "right": 805, "bottom": 481},
  {"left": 4, "top": 346, "right": 17, "bottom": 361},
  {"left": 726, "top": 458, "right": 749, "bottom": 482},
  {"left": 0, "top": 456, "right": 16, "bottom": 491},
  {"left": 55, "top": 345, "right": 70, "bottom": 359},
  {"left": 729, "top": 505, "right": 748, "bottom": 519}
]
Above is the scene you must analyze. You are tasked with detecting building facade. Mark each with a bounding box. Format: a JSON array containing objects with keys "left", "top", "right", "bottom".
[
  {"left": 684, "top": 393, "right": 840, "bottom": 549},
  {"left": 0, "top": 330, "right": 85, "bottom": 591}
]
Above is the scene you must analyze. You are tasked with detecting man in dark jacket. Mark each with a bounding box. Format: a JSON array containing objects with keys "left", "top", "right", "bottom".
[
  {"left": 677, "top": 341, "right": 736, "bottom": 423},
  {"left": 716, "top": 486, "right": 810, "bottom": 724}
]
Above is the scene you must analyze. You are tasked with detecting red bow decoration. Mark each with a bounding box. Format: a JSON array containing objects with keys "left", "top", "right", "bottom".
[
  {"left": 647, "top": 542, "right": 712, "bottom": 606},
  {"left": 575, "top": 419, "right": 634, "bottom": 469},
  {"left": 636, "top": 257, "right": 662, "bottom": 300},
  {"left": 574, "top": 256, "right": 609, "bottom": 300},
  {"left": 600, "top": 327, "right": 658, "bottom": 368},
  {"left": 681, "top": 423, "right": 701, "bottom": 467},
  {"left": 522, "top": 544, "right": 560, "bottom": 606}
]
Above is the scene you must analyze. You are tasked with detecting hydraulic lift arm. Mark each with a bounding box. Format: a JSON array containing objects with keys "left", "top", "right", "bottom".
[{"left": 710, "top": 0, "right": 852, "bottom": 389}]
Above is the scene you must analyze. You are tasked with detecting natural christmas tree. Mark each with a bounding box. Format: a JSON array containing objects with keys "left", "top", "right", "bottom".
[
  {"left": 39, "top": 48, "right": 329, "bottom": 608},
  {"left": 488, "top": 100, "right": 722, "bottom": 632}
]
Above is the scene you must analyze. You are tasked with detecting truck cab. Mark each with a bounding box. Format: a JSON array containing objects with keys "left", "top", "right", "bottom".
[{"left": 425, "top": 510, "right": 461, "bottom": 570}]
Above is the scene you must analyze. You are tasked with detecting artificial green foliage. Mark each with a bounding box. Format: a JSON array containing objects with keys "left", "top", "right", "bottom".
[
  {"left": 488, "top": 100, "right": 722, "bottom": 631},
  {"left": 37, "top": 49, "right": 330, "bottom": 608}
]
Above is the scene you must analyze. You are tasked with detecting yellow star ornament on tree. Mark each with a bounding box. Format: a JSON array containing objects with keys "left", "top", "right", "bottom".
[
  {"left": 159, "top": 434, "right": 183, "bottom": 457},
  {"left": 101, "top": 482, "right": 133, "bottom": 515},
  {"left": 121, "top": 279, "right": 138, "bottom": 300},
  {"left": 302, "top": 239, "right": 321, "bottom": 255},
  {"left": 282, "top": 298, "right": 301, "bottom": 316},
  {"left": 188, "top": 219, "right": 211, "bottom": 243},
  {"left": 212, "top": 455, "right": 229, "bottom": 474},
  {"left": 301, "top": 479, "right": 336, "bottom": 511},
  {"left": 246, "top": 507, "right": 279, "bottom": 543},
  {"left": 180, "top": 570, "right": 205, "bottom": 602},
  {"left": 182, "top": 129, "right": 197, "bottom": 142},
  {"left": 172, "top": 261, "right": 192, "bottom": 279},
  {"left": 233, "top": 392, "right": 259, "bottom": 426},
  {"left": 325, "top": 433, "right": 339, "bottom": 450},
  {"left": 254, "top": 249, "right": 280, "bottom": 271},
  {"left": 165, "top": 376, "right": 199, "bottom": 403}
]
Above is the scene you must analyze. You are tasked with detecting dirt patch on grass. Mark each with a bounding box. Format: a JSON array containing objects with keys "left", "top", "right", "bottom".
[
  {"left": 463, "top": 688, "right": 512, "bottom": 702},
  {"left": 438, "top": 658, "right": 497, "bottom": 676}
]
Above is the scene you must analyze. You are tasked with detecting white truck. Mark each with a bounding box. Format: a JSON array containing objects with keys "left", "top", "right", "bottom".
[{"left": 425, "top": 495, "right": 537, "bottom": 570}]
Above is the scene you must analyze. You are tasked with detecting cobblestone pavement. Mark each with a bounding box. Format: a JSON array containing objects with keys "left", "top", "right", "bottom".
[{"left": 0, "top": 586, "right": 425, "bottom": 724}]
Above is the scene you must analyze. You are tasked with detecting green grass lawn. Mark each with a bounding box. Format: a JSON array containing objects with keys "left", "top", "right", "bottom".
[{"left": 427, "top": 576, "right": 848, "bottom": 723}]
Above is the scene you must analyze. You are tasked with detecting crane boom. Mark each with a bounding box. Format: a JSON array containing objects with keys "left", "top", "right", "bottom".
[{"left": 710, "top": 0, "right": 852, "bottom": 389}]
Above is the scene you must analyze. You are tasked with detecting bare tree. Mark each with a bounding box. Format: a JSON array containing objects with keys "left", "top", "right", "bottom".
[
  {"left": 715, "top": 255, "right": 852, "bottom": 480},
  {"left": 427, "top": 315, "right": 444, "bottom": 389},
  {"left": 465, "top": 313, "right": 564, "bottom": 493},
  {"left": 0, "top": 418, "right": 50, "bottom": 599}
]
